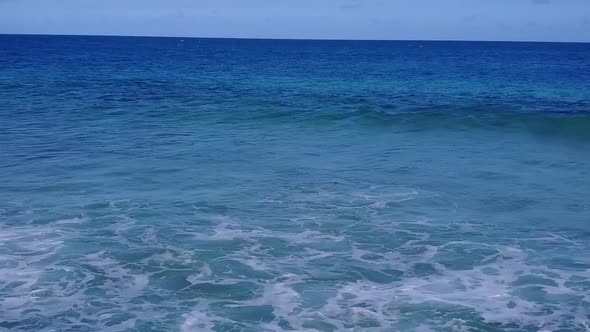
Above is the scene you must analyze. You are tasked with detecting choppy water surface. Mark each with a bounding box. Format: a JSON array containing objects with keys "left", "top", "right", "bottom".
[{"left": 1, "top": 35, "right": 590, "bottom": 331}]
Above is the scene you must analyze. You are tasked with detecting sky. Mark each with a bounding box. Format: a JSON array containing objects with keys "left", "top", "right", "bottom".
[{"left": 0, "top": 0, "right": 589, "bottom": 42}]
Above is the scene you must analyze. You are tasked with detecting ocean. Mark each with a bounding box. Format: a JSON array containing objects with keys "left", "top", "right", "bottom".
[{"left": 1, "top": 35, "right": 589, "bottom": 331}]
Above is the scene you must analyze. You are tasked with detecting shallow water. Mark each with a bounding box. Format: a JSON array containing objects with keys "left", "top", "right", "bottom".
[{"left": 1, "top": 35, "right": 590, "bottom": 331}]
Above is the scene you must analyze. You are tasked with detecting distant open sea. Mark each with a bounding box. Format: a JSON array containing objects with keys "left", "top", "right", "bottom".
[{"left": 1, "top": 35, "right": 590, "bottom": 331}]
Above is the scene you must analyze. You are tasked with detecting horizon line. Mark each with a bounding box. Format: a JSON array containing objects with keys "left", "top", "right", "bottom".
[{"left": 1, "top": 32, "right": 589, "bottom": 44}]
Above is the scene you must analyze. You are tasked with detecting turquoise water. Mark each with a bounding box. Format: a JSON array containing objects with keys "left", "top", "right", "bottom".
[{"left": 1, "top": 35, "right": 590, "bottom": 331}]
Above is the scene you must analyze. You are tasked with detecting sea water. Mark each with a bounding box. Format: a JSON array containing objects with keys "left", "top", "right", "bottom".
[{"left": 1, "top": 35, "right": 590, "bottom": 331}]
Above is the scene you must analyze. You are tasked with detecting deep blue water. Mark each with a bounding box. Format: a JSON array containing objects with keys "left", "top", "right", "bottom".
[{"left": 1, "top": 35, "right": 590, "bottom": 331}]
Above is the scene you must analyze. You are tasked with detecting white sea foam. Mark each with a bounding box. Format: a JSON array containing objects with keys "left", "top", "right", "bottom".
[
  {"left": 180, "top": 225, "right": 590, "bottom": 331},
  {"left": 54, "top": 216, "right": 88, "bottom": 225},
  {"left": 181, "top": 304, "right": 219, "bottom": 331},
  {"left": 0, "top": 226, "right": 65, "bottom": 320},
  {"left": 196, "top": 222, "right": 345, "bottom": 244},
  {"left": 2, "top": 193, "right": 588, "bottom": 331},
  {"left": 186, "top": 264, "right": 213, "bottom": 284}
]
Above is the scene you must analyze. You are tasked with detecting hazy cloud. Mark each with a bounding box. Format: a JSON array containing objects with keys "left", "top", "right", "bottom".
[{"left": 339, "top": 2, "right": 361, "bottom": 10}]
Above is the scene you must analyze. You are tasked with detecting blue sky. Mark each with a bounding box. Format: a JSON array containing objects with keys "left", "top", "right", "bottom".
[{"left": 0, "top": 0, "right": 588, "bottom": 42}]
